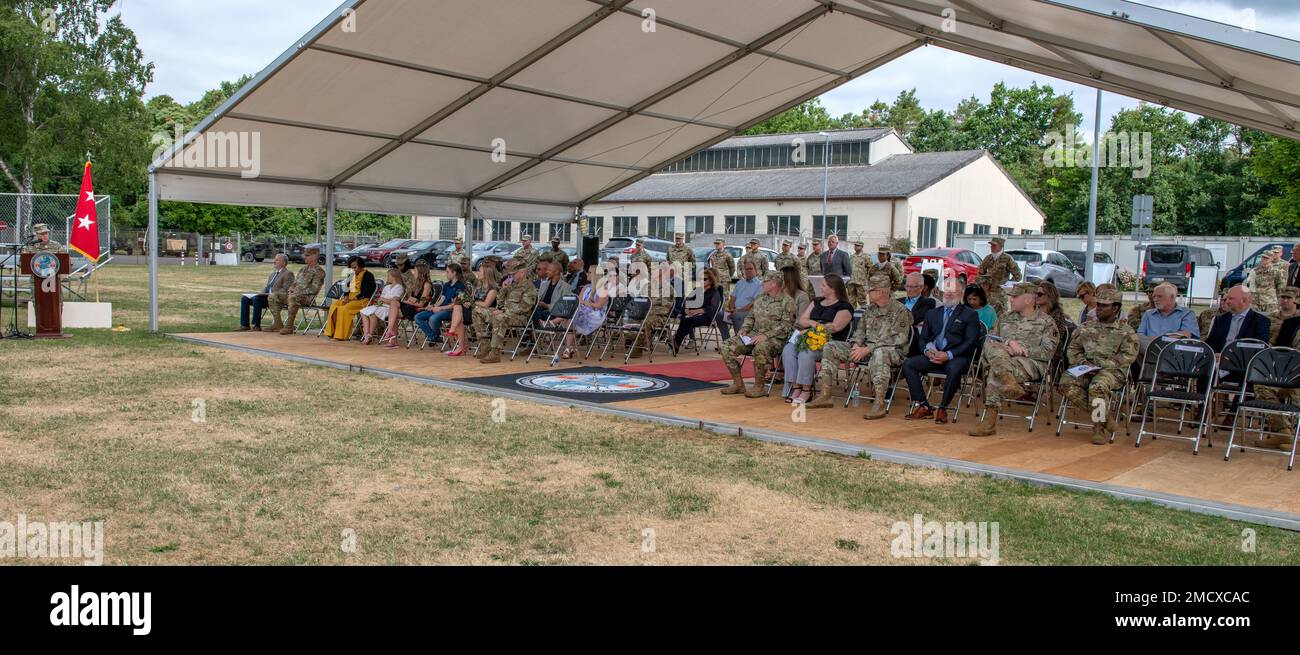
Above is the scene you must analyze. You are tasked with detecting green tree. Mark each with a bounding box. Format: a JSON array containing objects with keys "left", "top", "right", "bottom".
[{"left": 1252, "top": 134, "right": 1300, "bottom": 229}]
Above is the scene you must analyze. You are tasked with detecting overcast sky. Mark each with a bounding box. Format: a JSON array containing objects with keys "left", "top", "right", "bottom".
[{"left": 117, "top": 0, "right": 1300, "bottom": 136}]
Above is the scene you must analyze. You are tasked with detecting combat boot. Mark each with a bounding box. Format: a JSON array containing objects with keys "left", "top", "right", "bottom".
[
  {"left": 968, "top": 409, "right": 999, "bottom": 436},
  {"left": 806, "top": 386, "right": 835, "bottom": 409},
  {"left": 720, "top": 369, "right": 747, "bottom": 395},
  {"left": 281, "top": 307, "right": 298, "bottom": 335},
  {"left": 863, "top": 389, "right": 888, "bottom": 420},
  {"left": 1090, "top": 422, "right": 1109, "bottom": 445},
  {"left": 1000, "top": 371, "right": 1025, "bottom": 400},
  {"left": 479, "top": 348, "right": 501, "bottom": 364},
  {"left": 268, "top": 310, "right": 283, "bottom": 333},
  {"left": 745, "top": 363, "right": 770, "bottom": 398}
]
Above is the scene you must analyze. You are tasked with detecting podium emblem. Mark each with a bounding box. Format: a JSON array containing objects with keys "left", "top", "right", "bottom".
[{"left": 31, "top": 252, "right": 61, "bottom": 279}]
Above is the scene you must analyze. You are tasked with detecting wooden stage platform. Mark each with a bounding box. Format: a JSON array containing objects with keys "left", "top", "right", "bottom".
[{"left": 172, "top": 330, "right": 1300, "bottom": 529}]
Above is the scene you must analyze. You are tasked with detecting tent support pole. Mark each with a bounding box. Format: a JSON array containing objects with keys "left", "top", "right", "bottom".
[
  {"left": 463, "top": 198, "right": 473, "bottom": 253},
  {"left": 148, "top": 170, "right": 159, "bottom": 333},
  {"left": 325, "top": 188, "right": 337, "bottom": 293},
  {"left": 1085, "top": 88, "right": 1102, "bottom": 285}
]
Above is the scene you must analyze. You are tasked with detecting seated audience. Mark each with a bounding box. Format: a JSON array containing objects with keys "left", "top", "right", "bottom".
[
  {"left": 807, "top": 274, "right": 913, "bottom": 418},
  {"left": 277, "top": 247, "right": 325, "bottom": 335},
  {"left": 359, "top": 267, "right": 405, "bottom": 346},
  {"left": 398, "top": 261, "right": 435, "bottom": 324},
  {"left": 324, "top": 256, "right": 376, "bottom": 341},
  {"left": 1037, "top": 281, "right": 1075, "bottom": 341},
  {"left": 1059, "top": 287, "right": 1139, "bottom": 444},
  {"left": 781, "top": 274, "right": 853, "bottom": 404},
  {"left": 1205, "top": 284, "right": 1270, "bottom": 352},
  {"left": 1137, "top": 282, "right": 1198, "bottom": 343},
  {"left": 239, "top": 253, "right": 294, "bottom": 332},
  {"left": 901, "top": 278, "right": 983, "bottom": 423},
  {"left": 673, "top": 268, "right": 723, "bottom": 354},
  {"left": 1075, "top": 281, "right": 1097, "bottom": 325},
  {"left": 414, "top": 263, "right": 466, "bottom": 347},
  {"left": 452, "top": 265, "right": 501, "bottom": 356},
  {"left": 1269, "top": 286, "right": 1300, "bottom": 345},
  {"left": 555, "top": 262, "right": 615, "bottom": 359},
  {"left": 718, "top": 271, "right": 794, "bottom": 398},
  {"left": 533, "top": 259, "right": 572, "bottom": 325},
  {"left": 964, "top": 284, "right": 997, "bottom": 331},
  {"left": 726, "top": 260, "right": 763, "bottom": 337},
  {"left": 478, "top": 260, "right": 538, "bottom": 363},
  {"left": 968, "top": 283, "right": 1060, "bottom": 437}
]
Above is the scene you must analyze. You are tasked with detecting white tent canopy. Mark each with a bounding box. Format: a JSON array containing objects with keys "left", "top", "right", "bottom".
[{"left": 146, "top": 0, "right": 1300, "bottom": 331}]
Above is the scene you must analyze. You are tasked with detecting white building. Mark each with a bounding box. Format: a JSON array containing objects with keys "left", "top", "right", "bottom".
[{"left": 413, "top": 128, "right": 1044, "bottom": 249}]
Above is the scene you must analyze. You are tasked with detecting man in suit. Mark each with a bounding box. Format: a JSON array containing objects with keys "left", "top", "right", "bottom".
[
  {"left": 900, "top": 278, "right": 983, "bottom": 423},
  {"left": 900, "top": 272, "right": 937, "bottom": 357},
  {"left": 240, "top": 253, "right": 294, "bottom": 332},
  {"left": 1205, "top": 284, "right": 1270, "bottom": 353},
  {"left": 821, "top": 234, "right": 853, "bottom": 279}
]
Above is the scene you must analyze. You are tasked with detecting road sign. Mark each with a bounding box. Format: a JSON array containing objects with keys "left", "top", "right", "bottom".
[
  {"left": 1131, "top": 194, "right": 1153, "bottom": 228},
  {"left": 1130, "top": 226, "right": 1152, "bottom": 240}
]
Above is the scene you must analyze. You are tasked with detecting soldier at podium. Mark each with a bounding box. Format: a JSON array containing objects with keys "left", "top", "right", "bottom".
[{"left": 24, "top": 223, "right": 65, "bottom": 253}]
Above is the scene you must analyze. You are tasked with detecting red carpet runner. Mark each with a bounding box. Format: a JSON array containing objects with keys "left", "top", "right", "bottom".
[{"left": 620, "top": 358, "right": 754, "bottom": 382}]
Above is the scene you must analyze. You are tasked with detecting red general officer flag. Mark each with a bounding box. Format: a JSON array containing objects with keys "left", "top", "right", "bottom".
[{"left": 69, "top": 160, "right": 100, "bottom": 262}]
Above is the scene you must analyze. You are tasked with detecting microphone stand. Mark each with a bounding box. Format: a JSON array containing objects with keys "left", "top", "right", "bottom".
[{"left": 2, "top": 242, "right": 34, "bottom": 339}]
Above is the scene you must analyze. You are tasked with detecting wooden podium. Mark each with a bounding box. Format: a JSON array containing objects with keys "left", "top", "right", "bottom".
[{"left": 20, "top": 252, "right": 70, "bottom": 339}]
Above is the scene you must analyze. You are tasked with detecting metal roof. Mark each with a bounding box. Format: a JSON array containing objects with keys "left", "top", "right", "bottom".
[
  {"left": 709, "top": 128, "right": 895, "bottom": 148},
  {"left": 149, "top": 0, "right": 1300, "bottom": 221}
]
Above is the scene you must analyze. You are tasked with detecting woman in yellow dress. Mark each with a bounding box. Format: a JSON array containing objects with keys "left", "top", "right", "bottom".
[{"left": 324, "top": 256, "right": 376, "bottom": 340}]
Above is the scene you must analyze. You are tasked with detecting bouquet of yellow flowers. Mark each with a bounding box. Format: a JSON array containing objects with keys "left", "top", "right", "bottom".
[{"left": 797, "top": 323, "right": 829, "bottom": 352}]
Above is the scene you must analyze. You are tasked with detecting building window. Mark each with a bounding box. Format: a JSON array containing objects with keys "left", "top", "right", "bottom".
[
  {"left": 471, "top": 218, "right": 485, "bottom": 242},
  {"left": 491, "top": 220, "right": 511, "bottom": 242},
  {"left": 613, "top": 216, "right": 638, "bottom": 238},
  {"left": 685, "top": 215, "right": 713, "bottom": 236},
  {"left": 767, "top": 215, "right": 801, "bottom": 237},
  {"left": 647, "top": 216, "right": 674, "bottom": 240},
  {"left": 519, "top": 222, "right": 542, "bottom": 242},
  {"left": 549, "top": 223, "right": 572, "bottom": 243},
  {"left": 1021, "top": 229, "right": 1036, "bottom": 235},
  {"left": 725, "top": 215, "right": 755, "bottom": 234},
  {"left": 813, "top": 215, "right": 848, "bottom": 240},
  {"left": 946, "top": 220, "right": 966, "bottom": 247},
  {"left": 973, "top": 224, "right": 990, "bottom": 236},
  {"left": 917, "top": 217, "right": 939, "bottom": 249},
  {"left": 585, "top": 216, "right": 603, "bottom": 239},
  {"left": 997, "top": 227, "right": 1014, "bottom": 236},
  {"left": 438, "top": 218, "right": 459, "bottom": 240}
]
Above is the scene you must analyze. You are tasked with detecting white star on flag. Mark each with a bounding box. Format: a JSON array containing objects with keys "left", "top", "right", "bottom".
[
  {"left": 77, "top": 214, "right": 95, "bottom": 230},
  {"left": 84, "top": 190, "right": 95, "bottom": 202}
]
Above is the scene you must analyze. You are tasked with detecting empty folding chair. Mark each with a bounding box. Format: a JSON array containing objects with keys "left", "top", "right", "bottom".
[
  {"left": 507, "top": 295, "right": 544, "bottom": 361},
  {"left": 527, "top": 294, "right": 580, "bottom": 366},
  {"left": 1225, "top": 346, "right": 1300, "bottom": 470},
  {"left": 1133, "top": 338, "right": 1216, "bottom": 453},
  {"left": 1208, "top": 338, "right": 1268, "bottom": 435},
  {"left": 302, "top": 280, "right": 346, "bottom": 335},
  {"left": 598, "top": 297, "right": 650, "bottom": 362}
]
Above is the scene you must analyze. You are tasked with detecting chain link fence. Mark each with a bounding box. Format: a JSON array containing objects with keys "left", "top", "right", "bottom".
[{"left": 0, "top": 192, "right": 112, "bottom": 261}]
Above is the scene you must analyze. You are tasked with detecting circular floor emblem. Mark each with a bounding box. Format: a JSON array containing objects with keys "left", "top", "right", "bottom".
[{"left": 516, "top": 372, "right": 669, "bottom": 394}]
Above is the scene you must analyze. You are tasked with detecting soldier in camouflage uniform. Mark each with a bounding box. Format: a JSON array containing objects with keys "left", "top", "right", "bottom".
[
  {"left": 806, "top": 240, "right": 823, "bottom": 276},
  {"left": 1059, "top": 287, "right": 1139, "bottom": 444},
  {"left": 846, "top": 241, "right": 870, "bottom": 306},
  {"left": 773, "top": 239, "right": 809, "bottom": 295},
  {"left": 279, "top": 247, "right": 325, "bottom": 334},
  {"left": 1268, "top": 286, "right": 1300, "bottom": 344},
  {"left": 738, "top": 239, "right": 768, "bottom": 279},
  {"left": 869, "top": 245, "right": 903, "bottom": 294},
  {"left": 514, "top": 233, "right": 540, "bottom": 277},
  {"left": 1252, "top": 248, "right": 1285, "bottom": 314},
  {"left": 547, "top": 237, "right": 569, "bottom": 273},
  {"left": 978, "top": 236, "right": 1021, "bottom": 316},
  {"left": 629, "top": 264, "right": 676, "bottom": 359},
  {"left": 23, "top": 223, "right": 64, "bottom": 253},
  {"left": 446, "top": 238, "right": 472, "bottom": 275},
  {"left": 708, "top": 239, "right": 736, "bottom": 292},
  {"left": 479, "top": 260, "right": 539, "bottom": 363},
  {"left": 807, "top": 273, "right": 913, "bottom": 418},
  {"left": 719, "top": 271, "right": 795, "bottom": 398},
  {"left": 969, "top": 282, "right": 1060, "bottom": 436},
  {"left": 1126, "top": 290, "right": 1155, "bottom": 332},
  {"left": 667, "top": 232, "right": 694, "bottom": 270},
  {"left": 977, "top": 275, "right": 1006, "bottom": 316},
  {"left": 627, "top": 237, "right": 655, "bottom": 281},
  {"left": 1199, "top": 290, "right": 1227, "bottom": 341}
]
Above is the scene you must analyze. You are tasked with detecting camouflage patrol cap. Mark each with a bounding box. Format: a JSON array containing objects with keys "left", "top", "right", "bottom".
[
  {"left": 1094, "top": 287, "right": 1123, "bottom": 304},
  {"left": 304, "top": 246, "right": 320, "bottom": 256},
  {"left": 867, "top": 273, "right": 892, "bottom": 291},
  {"left": 877, "top": 244, "right": 890, "bottom": 253},
  {"left": 796, "top": 243, "right": 806, "bottom": 250},
  {"left": 1006, "top": 282, "right": 1038, "bottom": 297},
  {"left": 32, "top": 223, "right": 50, "bottom": 234},
  {"left": 762, "top": 271, "right": 783, "bottom": 283},
  {"left": 748, "top": 238, "right": 760, "bottom": 246},
  {"left": 781, "top": 239, "right": 792, "bottom": 247},
  {"left": 453, "top": 237, "right": 463, "bottom": 244},
  {"left": 521, "top": 233, "right": 533, "bottom": 241},
  {"left": 1283, "top": 286, "right": 1300, "bottom": 298},
  {"left": 1272, "top": 245, "right": 1285, "bottom": 255},
  {"left": 674, "top": 232, "right": 685, "bottom": 240},
  {"left": 713, "top": 238, "right": 725, "bottom": 245},
  {"left": 989, "top": 236, "right": 1006, "bottom": 247}
]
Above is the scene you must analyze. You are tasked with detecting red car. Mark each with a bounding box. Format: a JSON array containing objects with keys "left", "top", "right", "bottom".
[
  {"left": 365, "top": 238, "right": 417, "bottom": 265},
  {"left": 901, "top": 248, "right": 984, "bottom": 286}
]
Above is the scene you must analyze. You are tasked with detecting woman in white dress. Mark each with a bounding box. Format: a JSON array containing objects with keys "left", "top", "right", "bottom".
[{"left": 360, "top": 267, "right": 404, "bottom": 345}]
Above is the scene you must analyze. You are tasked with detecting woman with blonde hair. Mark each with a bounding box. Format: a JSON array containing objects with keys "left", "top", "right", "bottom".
[
  {"left": 446, "top": 264, "right": 500, "bottom": 356},
  {"left": 359, "top": 267, "right": 405, "bottom": 345}
]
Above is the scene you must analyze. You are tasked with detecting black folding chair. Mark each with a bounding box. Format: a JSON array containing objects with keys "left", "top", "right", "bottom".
[
  {"left": 527, "top": 294, "right": 580, "bottom": 366},
  {"left": 844, "top": 328, "right": 914, "bottom": 411},
  {"left": 1225, "top": 347, "right": 1300, "bottom": 470},
  {"left": 598, "top": 297, "right": 650, "bottom": 363},
  {"left": 1208, "top": 338, "right": 1268, "bottom": 434},
  {"left": 300, "top": 280, "right": 346, "bottom": 335},
  {"left": 986, "top": 323, "right": 1073, "bottom": 432},
  {"left": 1133, "top": 338, "right": 1216, "bottom": 453},
  {"left": 584, "top": 295, "right": 628, "bottom": 361}
]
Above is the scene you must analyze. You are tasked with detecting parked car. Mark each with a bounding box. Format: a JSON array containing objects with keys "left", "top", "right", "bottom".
[
  {"left": 599, "top": 236, "right": 672, "bottom": 264},
  {"left": 240, "top": 238, "right": 281, "bottom": 263},
  {"left": 365, "top": 238, "right": 417, "bottom": 266},
  {"left": 901, "top": 248, "right": 982, "bottom": 287},
  {"left": 1221, "top": 243, "right": 1294, "bottom": 291},
  {"left": 1007, "top": 249, "right": 1085, "bottom": 297},
  {"left": 335, "top": 243, "right": 378, "bottom": 266},
  {"left": 470, "top": 241, "right": 522, "bottom": 271},
  {"left": 1141, "top": 243, "right": 1216, "bottom": 293},
  {"left": 385, "top": 239, "right": 454, "bottom": 268},
  {"left": 688, "top": 245, "right": 778, "bottom": 276},
  {"left": 1060, "top": 249, "right": 1115, "bottom": 270},
  {"left": 289, "top": 242, "right": 346, "bottom": 263}
]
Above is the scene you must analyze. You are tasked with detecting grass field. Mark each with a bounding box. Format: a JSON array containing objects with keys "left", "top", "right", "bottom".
[{"left": 0, "top": 263, "right": 1293, "bottom": 565}]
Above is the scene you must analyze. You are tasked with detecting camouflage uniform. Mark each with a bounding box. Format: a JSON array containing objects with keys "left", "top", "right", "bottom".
[
  {"left": 485, "top": 274, "right": 538, "bottom": 353},
  {"left": 719, "top": 272, "right": 794, "bottom": 397},
  {"left": 868, "top": 255, "right": 903, "bottom": 293},
  {"left": 546, "top": 245, "right": 569, "bottom": 273},
  {"left": 815, "top": 274, "right": 912, "bottom": 415},
  {"left": 739, "top": 243, "right": 768, "bottom": 279},
  {"left": 630, "top": 282, "right": 675, "bottom": 357},
  {"left": 25, "top": 239, "right": 64, "bottom": 253},
  {"left": 628, "top": 245, "right": 654, "bottom": 278},
  {"left": 469, "top": 284, "right": 499, "bottom": 342},
  {"left": 1060, "top": 290, "right": 1139, "bottom": 442},
  {"left": 806, "top": 249, "right": 823, "bottom": 276},
  {"left": 973, "top": 284, "right": 1059, "bottom": 434},
  {"left": 847, "top": 248, "right": 871, "bottom": 306},
  {"left": 667, "top": 241, "right": 694, "bottom": 269},
  {"left": 1126, "top": 301, "right": 1154, "bottom": 332},
  {"left": 978, "top": 242, "right": 1022, "bottom": 315},
  {"left": 279, "top": 261, "right": 325, "bottom": 334},
  {"left": 708, "top": 244, "right": 736, "bottom": 290},
  {"left": 514, "top": 244, "right": 541, "bottom": 276},
  {"left": 1199, "top": 308, "right": 1223, "bottom": 341},
  {"left": 446, "top": 245, "right": 471, "bottom": 274},
  {"left": 1253, "top": 260, "right": 1285, "bottom": 314},
  {"left": 774, "top": 245, "right": 810, "bottom": 296}
]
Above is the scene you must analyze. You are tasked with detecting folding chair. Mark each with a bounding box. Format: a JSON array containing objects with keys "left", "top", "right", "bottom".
[
  {"left": 507, "top": 295, "right": 544, "bottom": 361},
  {"left": 1207, "top": 339, "right": 1268, "bottom": 435},
  {"left": 1124, "top": 337, "right": 1175, "bottom": 430},
  {"left": 983, "top": 323, "right": 1073, "bottom": 432},
  {"left": 1225, "top": 346, "right": 1300, "bottom": 470},
  {"left": 685, "top": 301, "right": 724, "bottom": 356},
  {"left": 348, "top": 282, "right": 385, "bottom": 341},
  {"left": 598, "top": 297, "right": 650, "bottom": 362},
  {"left": 956, "top": 340, "right": 985, "bottom": 411},
  {"left": 527, "top": 294, "right": 580, "bottom": 366},
  {"left": 301, "top": 280, "right": 346, "bottom": 335},
  {"left": 1054, "top": 368, "right": 1128, "bottom": 442},
  {"left": 1133, "top": 338, "right": 1216, "bottom": 453},
  {"left": 844, "top": 328, "right": 914, "bottom": 410},
  {"left": 584, "top": 296, "right": 628, "bottom": 361}
]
